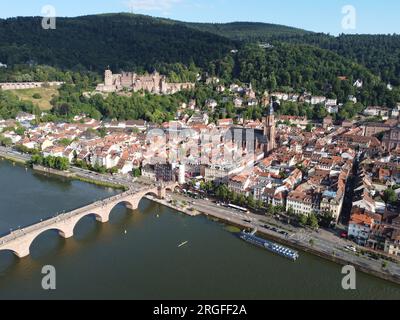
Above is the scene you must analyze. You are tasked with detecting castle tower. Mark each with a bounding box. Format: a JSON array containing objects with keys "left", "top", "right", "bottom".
[
  {"left": 263, "top": 101, "right": 276, "bottom": 154},
  {"left": 104, "top": 68, "right": 113, "bottom": 87}
]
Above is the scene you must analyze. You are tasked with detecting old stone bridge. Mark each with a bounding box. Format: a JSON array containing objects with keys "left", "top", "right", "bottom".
[{"left": 0, "top": 183, "right": 178, "bottom": 258}]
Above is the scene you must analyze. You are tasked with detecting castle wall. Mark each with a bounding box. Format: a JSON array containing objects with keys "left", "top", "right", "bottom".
[{"left": 0, "top": 82, "right": 64, "bottom": 91}]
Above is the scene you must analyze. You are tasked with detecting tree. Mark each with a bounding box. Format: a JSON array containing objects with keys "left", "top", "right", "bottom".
[
  {"left": 266, "top": 204, "right": 275, "bottom": 216},
  {"left": 247, "top": 196, "right": 255, "bottom": 208},
  {"left": 286, "top": 208, "right": 295, "bottom": 217},
  {"left": 216, "top": 185, "right": 229, "bottom": 202},
  {"left": 0, "top": 135, "right": 12, "bottom": 147},
  {"left": 256, "top": 199, "right": 264, "bottom": 209},
  {"left": 132, "top": 167, "right": 142, "bottom": 177},
  {"left": 98, "top": 127, "right": 107, "bottom": 138},
  {"left": 299, "top": 214, "right": 308, "bottom": 226},
  {"left": 383, "top": 188, "right": 397, "bottom": 206},
  {"left": 307, "top": 213, "right": 319, "bottom": 230}
]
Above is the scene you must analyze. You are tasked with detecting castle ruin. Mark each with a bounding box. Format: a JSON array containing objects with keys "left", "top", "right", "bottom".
[{"left": 96, "top": 69, "right": 195, "bottom": 94}]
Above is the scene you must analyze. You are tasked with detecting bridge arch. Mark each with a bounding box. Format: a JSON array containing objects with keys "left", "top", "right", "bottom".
[
  {"left": 11, "top": 226, "right": 73, "bottom": 259},
  {"left": 72, "top": 212, "right": 107, "bottom": 233},
  {"left": 134, "top": 190, "right": 163, "bottom": 209},
  {"left": 107, "top": 199, "right": 138, "bottom": 221}
]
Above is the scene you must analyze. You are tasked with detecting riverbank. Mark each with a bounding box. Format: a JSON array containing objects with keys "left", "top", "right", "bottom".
[
  {"left": 150, "top": 196, "right": 400, "bottom": 286},
  {"left": 0, "top": 148, "right": 128, "bottom": 191},
  {"left": 33, "top": 164, "right": 128, "bottom": 190},
  {"left": 73, "top": 175, "right": 128, "bottom": 191},
  {"left": 0, "top": 153, "right": 26, "bottom": 165}
]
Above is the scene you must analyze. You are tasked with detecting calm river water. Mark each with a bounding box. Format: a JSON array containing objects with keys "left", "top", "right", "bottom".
[{"left": 1, "top": 160, "right": 400, "bottom": 300}]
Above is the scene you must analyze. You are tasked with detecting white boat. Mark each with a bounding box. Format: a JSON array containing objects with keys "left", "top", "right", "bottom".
[{"left": 178, "top": 241, "right": 189, "bottom": 248}]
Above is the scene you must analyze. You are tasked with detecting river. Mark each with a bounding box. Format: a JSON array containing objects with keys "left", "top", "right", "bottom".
[{"left": 1, "top": 160, "right": 400, "bottom": 300}]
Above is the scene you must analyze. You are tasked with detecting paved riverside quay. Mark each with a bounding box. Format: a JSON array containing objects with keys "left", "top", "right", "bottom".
[
  {"left": 0, "top": 183, "right": 177, "bottom": 258},
  {"left": 157, "top": 193, "right": 400, "bottom": 285}
]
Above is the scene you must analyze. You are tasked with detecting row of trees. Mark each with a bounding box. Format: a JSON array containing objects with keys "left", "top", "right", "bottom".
[
  {"left": 212, "top": 184, "right": 321, "bottom": 229},
  {"left": 214, "top": 184, "right": 262, "bottom": 209},
  {"left": 274, "top": 100, "right": 366, "bottom": 121},
  {"left": 73, "top": 159, "right": 117, "bottom": 175},
  {"left": 30, "top": 154, "right": 69, "bottom": 171}
]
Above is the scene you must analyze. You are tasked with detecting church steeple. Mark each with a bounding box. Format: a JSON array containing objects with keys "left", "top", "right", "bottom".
[{"left": 263, "top": 99, "right": 276, "bottom": 155}]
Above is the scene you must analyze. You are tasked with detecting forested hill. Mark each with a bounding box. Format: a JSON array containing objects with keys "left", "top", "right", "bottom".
[
  {"left": 270, "top": 34, "right": 400, "bottom": 86},
  {"left": 188, "top": 21, "right": 400, "bottom": 86},
  {"left": 0, "top": 13, "right": 235, "bottom": 71},
  {"left": 183, "top": 22, "right": 311, "bottom": 42},
  {"left": 0, "top": 13, "right": 399, "bottom": 91},
  {"left": 208, "top": 43, "right": 400, "bottom": 108}
]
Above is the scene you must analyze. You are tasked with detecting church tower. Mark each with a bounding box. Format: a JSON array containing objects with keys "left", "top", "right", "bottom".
[{"left": 263, "top": 101, "right": 276, "bottom": 154}]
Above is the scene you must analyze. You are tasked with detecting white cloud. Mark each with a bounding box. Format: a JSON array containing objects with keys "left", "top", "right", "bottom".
[{"left": 125, "top": 0, "right": 183, "bottom": 12}]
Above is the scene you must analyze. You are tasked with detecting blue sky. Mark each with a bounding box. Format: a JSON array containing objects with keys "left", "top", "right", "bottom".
[{"left": 1, "top": 0, "right": 399, "bottom": 35}]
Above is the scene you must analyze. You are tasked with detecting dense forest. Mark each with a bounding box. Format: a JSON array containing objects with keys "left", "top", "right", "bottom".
[
  {"left": 267, "top": 34, "right": 400, "bottom": 86},
  {"left": 192, "top": 22, "right": 400, "bottom": 86},
  {"left": 208, "top": 44, "right": 400, "bottom": 107},
  {"left": 0, "top": 14, "right": 235, "bottom": 71},
  {"left": 184, "top": 22, "right": 311, "bottom": 41}
]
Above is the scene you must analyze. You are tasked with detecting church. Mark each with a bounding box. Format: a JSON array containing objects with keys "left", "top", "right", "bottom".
[
  {"left": 226, "top": 100, "right": 276, "bottom": 158},
  {"left": 96, "top": 69, "right": 195, "bottom": 94}
]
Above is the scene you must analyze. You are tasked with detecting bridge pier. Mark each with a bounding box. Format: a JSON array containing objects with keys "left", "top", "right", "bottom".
[
  {"left": 14, "top": 247, "right": 30, "bottom": 259},
  {"left": 59, "top": 229, "right": 74, "bottom": 239},
  {"left": 96, "top": 215, "right": 109, "bottom": 223},
  {"left": 158, "top": 186, "right": 166, "bottom": 199}
]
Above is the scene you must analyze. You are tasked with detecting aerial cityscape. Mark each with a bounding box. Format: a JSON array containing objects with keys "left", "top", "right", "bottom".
[{"left": 0, "top": 0, "right": 400, "bottom": 303}]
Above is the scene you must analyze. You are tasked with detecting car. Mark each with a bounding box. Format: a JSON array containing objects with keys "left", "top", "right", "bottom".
[
  {"left": 344, "top": 245, "right": 357, "bottom": 253},
  {"left": 340, "top": 232, "right": 348, "bottom": 239}
]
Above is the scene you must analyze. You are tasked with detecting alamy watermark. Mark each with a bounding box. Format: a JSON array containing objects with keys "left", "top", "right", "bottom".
[
  {"left": 41, "top": 5, "right": 57, "bottom": 30},
  {"left": 41, "top": 265, "right": 56, "bottom": 290},
  {"left": 341, "top": 265, "right": 356, "bottom": 290},
  {"left": 341, "top": 5, "right": 357, "bottom": 30}
]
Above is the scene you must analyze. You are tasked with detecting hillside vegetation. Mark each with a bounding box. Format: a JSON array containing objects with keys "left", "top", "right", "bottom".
[
  {"left": 0, "top": 14, "right": 235, "bottom": 72},
  {"left": 184, "top": 21, "right": 311, "bottom": 41}
]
